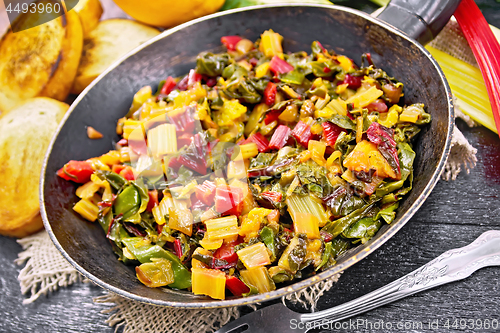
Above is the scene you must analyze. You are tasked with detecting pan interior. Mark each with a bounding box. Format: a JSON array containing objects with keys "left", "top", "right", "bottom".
[{"left": 42, "top": 5, "right": 451, "bottom": 308}]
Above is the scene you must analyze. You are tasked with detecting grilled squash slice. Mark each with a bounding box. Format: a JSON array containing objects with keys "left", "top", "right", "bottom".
[
  {"left": 69, "top": 0, "right": 103, "bottom": 37},
  {"left": 0, "top": 1, "right": 83, "bottom": 115},
  {"left": 0, "top": 97, "right": 68, "bottom": 238},
  {"left": 71, "top": 19, "right": 160, "bottom": 94}
]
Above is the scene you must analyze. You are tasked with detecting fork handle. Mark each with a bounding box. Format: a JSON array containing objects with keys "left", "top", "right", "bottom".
[{"left": 301, "top": 230, "right": 500, "bottom": 326}]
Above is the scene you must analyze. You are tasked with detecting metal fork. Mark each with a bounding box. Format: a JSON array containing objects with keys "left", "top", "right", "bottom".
[{"left": 215, "top": 230, "right": 500, "bottom": 333}]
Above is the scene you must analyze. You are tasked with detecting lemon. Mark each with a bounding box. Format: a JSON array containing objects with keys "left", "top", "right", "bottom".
[{"left": 112, "top": 0, "right": 226, "bottom": 28}]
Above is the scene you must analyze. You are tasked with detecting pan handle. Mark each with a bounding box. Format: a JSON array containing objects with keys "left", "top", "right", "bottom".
[{"left": 376, "top": 0, "right": 461, "bottom": 45}]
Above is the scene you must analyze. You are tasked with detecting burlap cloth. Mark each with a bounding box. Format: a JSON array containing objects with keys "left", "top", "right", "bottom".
[{"left": 15, "top": 20, "right": 481, "bottom": 333}]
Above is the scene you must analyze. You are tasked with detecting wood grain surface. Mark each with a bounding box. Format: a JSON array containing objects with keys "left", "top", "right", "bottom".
[{"left": 1, "top": 1, "right": 499, "bottom": 332}]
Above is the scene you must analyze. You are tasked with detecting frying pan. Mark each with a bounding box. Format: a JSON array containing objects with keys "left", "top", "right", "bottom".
[{"left": 41, "top": 0, "right": 457, "bottom": 308}]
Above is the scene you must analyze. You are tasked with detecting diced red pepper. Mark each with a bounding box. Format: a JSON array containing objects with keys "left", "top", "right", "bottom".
[
  {"left": 269, "top": 125, "right": 291, "bottom": 150},
  {"left": 57, "top": 160, "right": 94, "bottom": 183},
  {"left": 111, "top": 164, "right": 126, "bottom": 175},
  {"left": 226, "top": 275, "right": 250, "bottom": 296},
  {"left": 291, "top": 121, "right": 312, "bottom": 147},
  {"left": 248, "top": 132, "right": 270, "bottom": 153},
  {"left": 173, "top": 239, "right": 183, "bottom": 259},
  {"left": 249, "top": 57, "right": 258, "bottom": 67},
  {"left": 195, "top": 180, "right": 217, "bottom": 206},
  {"left": 160, "top": 76, "right": 177, "bottom": 95},
  {"left": 269, "top": 56, "right": 294, "bottom": 75},
  {"left": 264, "top": 109, "right": 280, "bottom": 125},
  {"left": 261, "top": 191, "right": 282, "bottom": 203},
  {"left": 322, "top": 121, "right": 345, "bottom": 147},
  {"left": 147, "top": 190, "right": 159, "bottom": 212},
  {"left": 214, "top": 240, "right": 240, "bottom": 266},
  {"left": 119, "top": 166, "right": 135, "bottom": 181},
  {"left": 263, "top": 82, "right": 277, "bottom": 106},
  {"left": 221, "top": 35, "right": 243, "bottom": 51},
  {"left": 156, "top": 223, "right": 164, "bottom": 234},
  {"left": 342, "top": 74, "right": 362, "bottom": 90},
  {"left": 214, "top": 186, "right": 243, "bottom": 216},
  {"left": 366, "top": 99, "right": 388, "bottom": 113},
  {"left": 323, "top": 67, "right": 331, "bottom": 73},
  {"left": 187, "top": 69, "right": 202, "bottom": 88}
]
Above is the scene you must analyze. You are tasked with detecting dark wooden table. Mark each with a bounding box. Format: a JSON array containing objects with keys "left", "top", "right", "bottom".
[{"left": 1, "top": 1, "right": 500, "bottom": 332}]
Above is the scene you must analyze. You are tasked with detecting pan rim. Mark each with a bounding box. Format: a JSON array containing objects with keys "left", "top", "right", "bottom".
[{"left": 40, "top": 3, "right": 454, "bottom": 309}]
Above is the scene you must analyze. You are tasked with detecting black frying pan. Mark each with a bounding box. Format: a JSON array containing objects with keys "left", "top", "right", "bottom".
[{"left": 41, "top": 0, "right": 458, "bottom": 308}]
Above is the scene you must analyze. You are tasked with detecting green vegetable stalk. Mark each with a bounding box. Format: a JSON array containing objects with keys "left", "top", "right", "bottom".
[{"left": 122, "top": 238, "right": 192, "bottom": 290}]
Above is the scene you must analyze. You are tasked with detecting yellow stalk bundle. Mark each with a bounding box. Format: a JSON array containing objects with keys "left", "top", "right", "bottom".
[{"left": 426, "top": 45, "right": 497, "bottom": 133}]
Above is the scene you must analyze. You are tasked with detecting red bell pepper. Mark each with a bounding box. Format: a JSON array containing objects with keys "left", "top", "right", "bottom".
[
  {"left": 268, "top": 125, "right": 291, "bottom": 150},
  {"left": 112, "top": 164, "right": 126, "bottom": 175},
  {"left": 221, "top": 35, "right": 243, "bottom": 51},
  {"left": 214, "top": 186, "right": 243, "bottom": 216},
  {"left": 226, "top": 275, "right": 250, "bottom": 296},
  {"left": 214, "top": 240, "right": 240, "bottom": 266},
  {"left": 264, "top": 109, "right": 281, "bottom": 125},
  {"left": 160, "top": 76, "right": 177, "bottom": 95},
  {"left": 263, "top": 82, "right": 277, "bottom": 106},
  {"left": 291, "top": 121, "right": 312, "bottom": 147},
  {"left": 146, "top": 190, "right": 159, "bottom": 212},
  {"left": 322, "top": 121, "right": 345, "bottom": 147},
  {"left": 269, "top": 55, "right": 294, "bottom": 75},
  {"left": 195, "top": 180, "right": 217, "bottom": 206},
  {"left": 119, "top": 166, "right": 135, "bottom": 181},
  {"left": 248, "top": 132, "right": 270, "bottom": 153},
  {"left": 57, "top": 160, "right": 94, "bottom": 183},
  {"left": 261, "top": 191, "right": 282, "bottom": 203}
]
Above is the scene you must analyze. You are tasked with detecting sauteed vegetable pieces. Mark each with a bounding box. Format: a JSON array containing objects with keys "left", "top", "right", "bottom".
[{"left": 58, "top": 30, "right": 430, "bottom": 300}]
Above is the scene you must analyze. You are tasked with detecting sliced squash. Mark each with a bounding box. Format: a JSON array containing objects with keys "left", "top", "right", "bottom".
[{"left": 0, "top": 1, "right": 83, "bottom": 115}]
